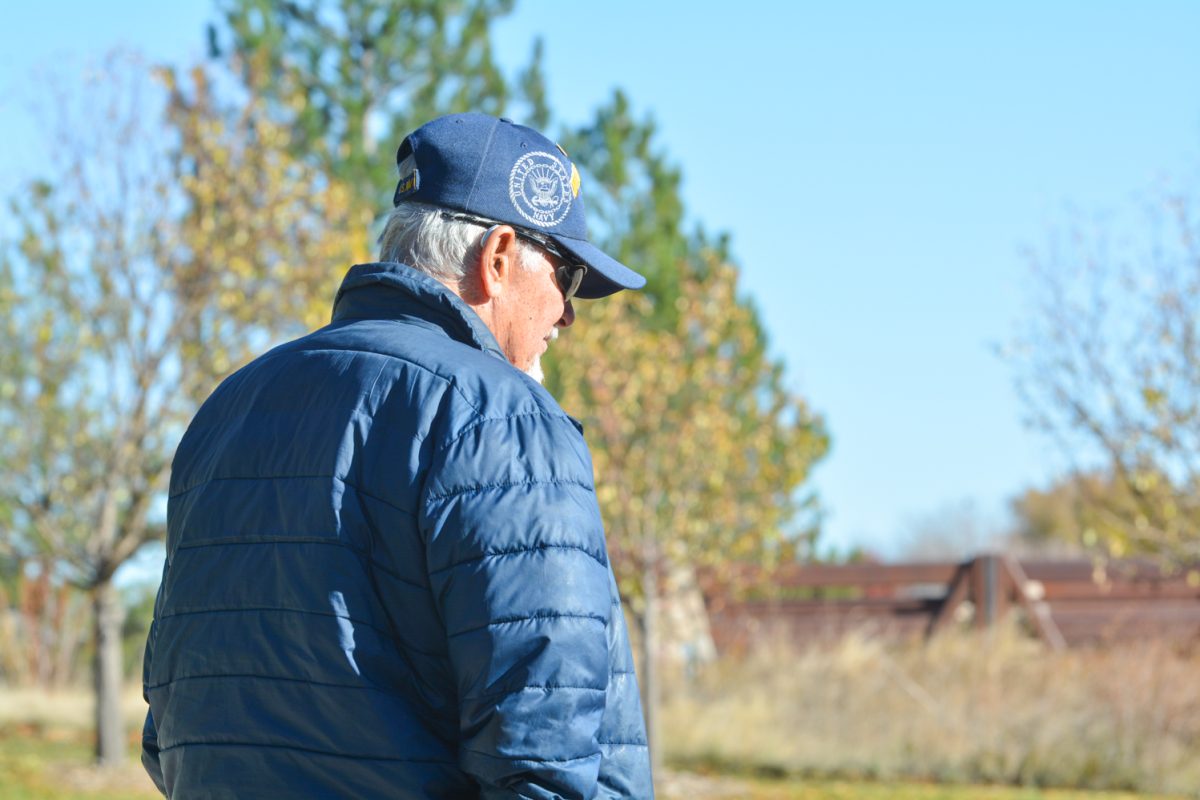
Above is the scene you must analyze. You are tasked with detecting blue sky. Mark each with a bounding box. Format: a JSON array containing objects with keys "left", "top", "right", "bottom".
[{"left": 3, "top": 2, "right": 1199, "bottom": 561}]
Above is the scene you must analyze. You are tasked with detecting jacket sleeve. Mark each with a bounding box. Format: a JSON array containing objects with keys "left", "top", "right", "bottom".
[
  {"left": 141, "top": 707, "right": 166, "bottom": 796},
  {"left": 421, "top": 412, "right": 612, "bottom": 800},
  {"left": 141, "top": 568, "right": 167, "bottom": 796}
]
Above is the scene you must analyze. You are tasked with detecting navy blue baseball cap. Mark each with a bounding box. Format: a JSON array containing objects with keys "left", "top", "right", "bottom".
[{"left": 392, "top": 112, "right": 646, "bottom": 299}]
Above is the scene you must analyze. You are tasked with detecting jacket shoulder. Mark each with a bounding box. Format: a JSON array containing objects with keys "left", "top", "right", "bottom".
[{"left": 319, "top": 317, "right": 574, "bottom": 435}]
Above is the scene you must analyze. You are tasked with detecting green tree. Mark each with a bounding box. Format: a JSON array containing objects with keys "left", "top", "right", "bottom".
[
  {"left": 214, "top": 0, "right": 517, "bottom": 212},
  {"left": 557, "top": 90, "right": 691, "bottom": 310},
  {"left": 555, "top": 91, "right": 829, "bottom": 568},
  {"left": 546, "top": 94, "right": 829, "bottom": 764},
  {"left": 1009, "top": 180, "right": 1200, "bottom": 564},
  {"left": 1009, "top": 472, "right": 1142, "bottom": 557},
  {"left": 0, "top": 55, "right": 359, "bottom": 765}
]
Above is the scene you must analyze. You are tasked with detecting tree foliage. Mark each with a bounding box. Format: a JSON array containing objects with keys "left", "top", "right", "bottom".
[
  {"left": 547, "top": 91, "right": 829, "bottom": 592},
  {"left": 1010, "top": 181, "right": 1200, "bottom": 563},
  {"left": 0, "top": 53, "right": 360, "bottom": 763},
  {"left": 0, "top": 56, "right": 359, "bottom": 589},
  {"left": 552, "top": 252, "right": 829, "bottom": 593},
  {"left": 214, "top": 0, "right": 515, "bottom": 210},
  {"left": 1009, "top": 471, "right": 1147, "bottom": 558},
  {"left": 547, "top": 106, "right": 828, "bottom": 761}
]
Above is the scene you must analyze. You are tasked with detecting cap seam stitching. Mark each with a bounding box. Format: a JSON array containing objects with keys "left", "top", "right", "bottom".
[{"left": 462, "top": 117, "right": 501, "bottom": 210}]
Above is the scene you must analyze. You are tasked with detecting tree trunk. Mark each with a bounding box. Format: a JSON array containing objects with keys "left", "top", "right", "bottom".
[
  {"left": 638, "top": 555, "right": 662, "bottom": 778},
  {"left": 93, "top": 579, "right": 126, "bottom": 766}
]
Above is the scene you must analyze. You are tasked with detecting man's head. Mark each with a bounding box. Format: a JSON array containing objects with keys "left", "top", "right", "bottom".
[
  {"left": 376, "top": 201, "right": 574, "bottom": 380},
  {"left": 377, "top": 113, "right": 645, "bottom": 380}
]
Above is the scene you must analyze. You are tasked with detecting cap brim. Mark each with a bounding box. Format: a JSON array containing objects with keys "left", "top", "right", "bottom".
[{"left": 550, "top": 235, "right": 646, "bottom": 299}]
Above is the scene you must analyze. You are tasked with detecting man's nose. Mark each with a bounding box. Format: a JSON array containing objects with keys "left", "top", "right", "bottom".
[{"left": 557, "top": 299, "right": 575, "bottom": 328}]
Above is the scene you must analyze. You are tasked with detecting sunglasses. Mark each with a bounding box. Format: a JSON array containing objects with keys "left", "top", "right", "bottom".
[{"left": 440, "top": 211, "right": 589, "bottom": 302}]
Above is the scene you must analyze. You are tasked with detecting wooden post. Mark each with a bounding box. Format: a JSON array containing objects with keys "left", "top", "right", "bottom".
[
  {"left": 1002, "top": 555, "right": 1067, "bottom": 651},
  {"left": 928, "top": 560, "right": 972, "bottom": 637},
  {"left": 969, "top": 556, "right": 986, "bottom": 630}
]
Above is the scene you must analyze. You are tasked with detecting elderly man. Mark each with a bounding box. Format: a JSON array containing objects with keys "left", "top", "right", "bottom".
[{"left": 141, "top": 113, "right": 653, "bottom": 799}]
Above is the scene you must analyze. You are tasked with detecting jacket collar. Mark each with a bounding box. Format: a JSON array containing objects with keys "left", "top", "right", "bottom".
[{"left": 331, "top": 262, "right": 506, "bottom": 360}]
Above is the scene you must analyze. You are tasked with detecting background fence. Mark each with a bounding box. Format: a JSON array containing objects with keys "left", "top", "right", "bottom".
[{"left": 701, "top": 554, "right": 1200, "bottom": 653}]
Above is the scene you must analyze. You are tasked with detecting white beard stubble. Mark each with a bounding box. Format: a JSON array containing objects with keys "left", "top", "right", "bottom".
[{"left": 523, "top": 327, "right": 559, "bottom": 384}]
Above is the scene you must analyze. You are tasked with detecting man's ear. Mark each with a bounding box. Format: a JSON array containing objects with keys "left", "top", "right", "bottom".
[{"left": 476, "top": 225, "right": 521, "bottom": 301}]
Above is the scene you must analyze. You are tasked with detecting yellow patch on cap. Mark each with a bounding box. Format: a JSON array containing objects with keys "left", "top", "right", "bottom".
[
  {"left": 569, "top": 162, "right": 581, "bottom": 198},
  {"left": 396, "top": 173, "right": 418, "bottom": 195}
]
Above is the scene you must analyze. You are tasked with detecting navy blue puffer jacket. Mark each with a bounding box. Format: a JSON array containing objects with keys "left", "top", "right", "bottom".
[{"left": 142, "top": 263, "right": 652, "bottom": 799}]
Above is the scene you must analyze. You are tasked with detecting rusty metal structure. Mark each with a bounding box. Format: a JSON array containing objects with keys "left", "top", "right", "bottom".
[{"left": 700, "top": 555, "right": 1200, "bottom": 653}]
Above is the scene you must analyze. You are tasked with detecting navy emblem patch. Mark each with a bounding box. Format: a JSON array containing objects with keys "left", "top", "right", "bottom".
[{"left": 508, "top": 151, "right": 573, "bottom": 227}]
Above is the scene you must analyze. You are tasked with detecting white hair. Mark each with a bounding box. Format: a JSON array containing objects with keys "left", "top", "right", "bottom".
[{"left": 377, "top": 201, "right": 537, "bottom": 288}]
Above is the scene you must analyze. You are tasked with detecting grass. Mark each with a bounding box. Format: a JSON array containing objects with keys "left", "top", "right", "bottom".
[
  {"left": 0, "top": 685, "right": 159, "bottom": 799},
  {"left": 657, "top": 769, "right": 1187, "bottom": 798},
  {"left": 717, "top": 777, "right": 1186, "bottom": 799},
  {"left": 0, "top": 734, "right": 1183, "bottom": 800},
  {"left": 0, "top": 729, "right": 158, "bottom": 799},
  {"left": 0, "top": 668, "right": 1192, "bottom": 799},
  {"left": 661, "top": 626, "right": 1200, "bottom": 795}
]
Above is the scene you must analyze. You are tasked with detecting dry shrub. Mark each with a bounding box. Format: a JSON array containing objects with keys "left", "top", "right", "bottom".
[
  {"left": 661, "top": 626, "right": 1200, "bottom": 794},
  {"left": 0, "top": 684, "right": 146, "bottom": 735}
]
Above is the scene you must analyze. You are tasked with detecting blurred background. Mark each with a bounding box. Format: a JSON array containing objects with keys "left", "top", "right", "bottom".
[{"left": 2, "top": 2, "right": 1200, "bottom": 798}]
